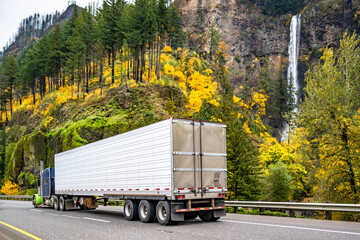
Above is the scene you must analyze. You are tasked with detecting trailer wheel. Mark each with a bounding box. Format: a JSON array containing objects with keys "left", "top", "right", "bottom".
[
  {"left": 138, "top": 200, "right": 156, "bottom": 223},
  {"left": 53, "top": 197, "right": 59, "bottom": 211},
  {"left": 199, "top": 211, "right": 219, "bottom": 222},
  {"left": 185, "top": 212, "right": 198, "bottom": 220},
  {"left": 156, "top": 201, "right": 172, "bottom": 226},
  {"left": 124, "top": 200, "right": 138, "bottom": 221},
  {"left": 59, "top": 196, "right": 66, "bottom": 211}
]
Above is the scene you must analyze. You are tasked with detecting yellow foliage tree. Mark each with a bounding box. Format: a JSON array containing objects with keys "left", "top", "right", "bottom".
[{"left": 1, "top": 180, "right": 21, "bottom": 195}]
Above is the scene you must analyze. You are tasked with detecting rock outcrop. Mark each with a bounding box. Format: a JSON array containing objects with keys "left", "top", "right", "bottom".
[{"left": 179, "top": 0, "right": 360, "bottom": 88}]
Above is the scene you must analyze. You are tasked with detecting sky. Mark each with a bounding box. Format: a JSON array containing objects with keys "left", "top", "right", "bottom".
[{"left": 0, "top": 0, "right": 100, "bottom": 51}]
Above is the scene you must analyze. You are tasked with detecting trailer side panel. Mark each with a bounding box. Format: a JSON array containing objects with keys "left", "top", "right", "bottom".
[{"left": 55, "top": 119, "right": 172, "bottom": 196}]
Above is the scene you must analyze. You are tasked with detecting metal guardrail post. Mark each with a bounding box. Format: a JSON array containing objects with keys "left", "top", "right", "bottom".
[{"left": 326, "top": 211, "right": 332, "bottom": 220}]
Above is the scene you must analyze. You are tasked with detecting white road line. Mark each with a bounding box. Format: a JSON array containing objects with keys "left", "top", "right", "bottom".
[
  {"left": 221, "top": 219, "right": 360, "bottom": 236},
  {"left": 44, "top": 213, "right": 59, "bottom": 217},
  {"left": 61, "top": 215, "right": 81, "bottom": 219},
  {"left": 83, "top": 217, "right": 110, "bottom": 223},
  {"left": 29, "top": 209, "right": 43, "bottom": 213}
]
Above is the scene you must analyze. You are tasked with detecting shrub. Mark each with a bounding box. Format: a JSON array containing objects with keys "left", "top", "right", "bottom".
[
  {"left": 262, "top": 162, "right": 294, "bottom": 202},
  {"left": 1, "top": 180, "right": 21, "bottom": 195}
]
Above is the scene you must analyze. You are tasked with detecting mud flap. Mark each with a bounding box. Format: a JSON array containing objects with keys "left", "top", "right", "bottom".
[
  {"left": 65, "top": 199, "right": 76, "bottom": 210},
  {"left": 213, "top": 209, "right": 226, "bottom": 218},
  {"left": 171, "top": 201, "right": 185, "bottom": 221},
  {"left": 83, "top": 197, "right": 98, "bottom": 209}
]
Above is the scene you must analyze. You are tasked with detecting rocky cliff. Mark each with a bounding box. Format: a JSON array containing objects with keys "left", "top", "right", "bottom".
[
  {"left": 179, "top": 0, "right": 289, "bottom": 88},
  {"left": 179, "top": 0, "right": 360, "bottom": 88}
]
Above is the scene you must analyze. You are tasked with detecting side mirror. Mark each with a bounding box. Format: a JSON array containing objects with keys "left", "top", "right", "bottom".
[{"left": 37, "top": 179, "right": 41, "bottom": 187}]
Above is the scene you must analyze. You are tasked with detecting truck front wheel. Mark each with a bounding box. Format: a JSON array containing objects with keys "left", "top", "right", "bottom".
[
  {"left": 124, "top": 200, "right": 138, "bottom": 221},
  {"left": 32, "top": 196, "right": 38, "bottom": 208},
  {"left": 156, "top": 201, "right": 172, "bottom": 226},
  {"left": 53, "top": 197, "right": 59, "bottom": 211}
]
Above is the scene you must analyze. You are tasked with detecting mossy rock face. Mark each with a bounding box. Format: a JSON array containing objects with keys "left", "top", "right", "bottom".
[
  {"left": 60, "top": 117, "right": 107, "bottom": 151},
  {"left": 103, "top": 115, "right": 130, "bottom": 138},
  {"left": 5, "top": 143, "right": 16, "bottom": 169},
  {"left": 8, "top": 107, "right": 32, "bottom": 127},
  {"left": 77, "top": 117, "right": 106, "bottom": 143},
  {"left": 46, "top": 131, "right": 63, "bottom": 166},
  {"left": 6, "top": 125, "right": 26, "bottom": 144},
  {"left": 23, "top": 131, "right": 47, "bottom": 173},
  {"left": 17, "top": 171, "right": 37, "bottom": 187},
  {"left": 12, "top": 138, "right": 25, "bottom": 180}
]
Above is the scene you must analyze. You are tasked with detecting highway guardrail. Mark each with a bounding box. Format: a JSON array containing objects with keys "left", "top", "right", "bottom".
[
  {"left": 225, "top": 201, "right": 360, "bottom": 220},
  {"left": 0, "top": 195, "right": 32, "bottom": 201}
]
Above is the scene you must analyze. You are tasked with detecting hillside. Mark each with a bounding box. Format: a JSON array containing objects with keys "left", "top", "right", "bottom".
[
  {"left": 6, "top": 80, "right": 186, "bottom": 187},
  {"left": 1, "top": 4, "right": 83, "bottom": 61}
]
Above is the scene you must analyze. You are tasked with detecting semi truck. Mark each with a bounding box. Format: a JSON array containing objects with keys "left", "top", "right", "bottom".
[{"left": 33, "top": 118, "right": 227, "bottom": 225}]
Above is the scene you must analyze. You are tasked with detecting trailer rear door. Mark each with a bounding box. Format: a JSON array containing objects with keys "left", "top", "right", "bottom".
[{"left": 172, "top": 119, "right": 226, "bottom": 198}]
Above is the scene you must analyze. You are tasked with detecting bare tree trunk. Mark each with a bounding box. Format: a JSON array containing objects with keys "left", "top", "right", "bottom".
[
  {"left": 99, "top": 57, "right": 104, "bottom": 96},
  {"left": 156, "top": 37, "right": 161, "bottom": 79},
  {"left": 140, "top": 41, "right": 146, "bottom": 82},
  {"left": 148, "top": 42, "right": 151, "bottom": 82},
  {"left": 32, "top": 81, "right": 36, "bottom": 104},
  {"left": 86, "top": 61, "right": 89, "bottom": 93},
  {"left": 112, "top": 48, "right": 115, "bottom": 84}
]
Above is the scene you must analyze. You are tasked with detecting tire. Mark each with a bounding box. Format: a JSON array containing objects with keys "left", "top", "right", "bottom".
[
  {"left": 32, "top": 196, "right": 38, "bottom": 208},
  {"left": 138, "top": 200, "right": 156, "bottom": 223},
  {"left": 124, "top": 200, "right": 139, "bottom": 221},
  {"left": 59, "top": 196, "right": 66, "bottom": 211},
  {"left": 199, "top": 211, "right": 220, "bottom": 222},
  {"left": 185, "top": 212, "right": 198, "bottom": 220},
  {"left": 50, "top": 196, "right": 56, "bottom": 208},
  {"left": 156, "top": 201, "right": 172, "bottom": 226},
  {"left": 53, "top": 196, "right": 59, "bottom": 211}
]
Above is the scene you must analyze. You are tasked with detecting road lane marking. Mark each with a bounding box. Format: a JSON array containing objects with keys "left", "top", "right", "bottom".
[
  {"left": 83, "top": 217, "right": 110, "bottom": 223},
  {"left": 221, "top": 219, "right": 360, "bottom": 236},
  {"left": 44, "top": 213, "right": 59, "bottom": 217},
  {"left": 29, "top": 209, "right": 43, "bottom": 213},
  {"left": 0, "top": 221, "right": 42, "bottom": 240},
  {"left": 62, "top": 215, "right": 81, "bottom": 219}
]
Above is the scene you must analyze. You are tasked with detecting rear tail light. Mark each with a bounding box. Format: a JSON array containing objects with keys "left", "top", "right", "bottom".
[{"left": 177, "top": 195, "right": 185, "bottom": 200}]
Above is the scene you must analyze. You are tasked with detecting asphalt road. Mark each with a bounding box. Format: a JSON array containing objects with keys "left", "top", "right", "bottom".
[{"left": 1, "top": 200, "right": 360, "bottom": 240}]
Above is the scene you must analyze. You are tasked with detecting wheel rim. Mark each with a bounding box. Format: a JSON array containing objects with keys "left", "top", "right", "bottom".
[
  {"left": 158, "top": 204, "right": 167, "bottom": 221},
  {"left": 54, "top": 199, "right": 58, "bottom": 209},
  {"left": 140, "top": 203, "right": 148, "bottom": 219},
  {"left": 125, "top": 203, "right": 131, "bottom": 217},
  {"left": 60, "top": 198, "right": 64, "bottom": 209}
]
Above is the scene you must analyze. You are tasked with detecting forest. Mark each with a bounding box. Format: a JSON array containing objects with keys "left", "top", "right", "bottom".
[{"left": 0, "top": 0, "right": 359, "bottom": 221}]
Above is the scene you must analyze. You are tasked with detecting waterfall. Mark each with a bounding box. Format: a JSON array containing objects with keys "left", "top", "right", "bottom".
[{"left": 281, "top": 15, "right": 301, "bottom": 142}]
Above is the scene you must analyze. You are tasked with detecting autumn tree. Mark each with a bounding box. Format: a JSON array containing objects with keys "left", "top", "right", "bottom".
[
  {"left": 262, "top": 162, "right": 293, "bottom": 202},
  {"left": 3, "top": 56, "right": 19, "bottom": 115},
  {"left": 195, "top": 47, "right": 262, "bottom": 200},
  {"left": 298, "top": 32, "right": 360, "bottom": 204}
]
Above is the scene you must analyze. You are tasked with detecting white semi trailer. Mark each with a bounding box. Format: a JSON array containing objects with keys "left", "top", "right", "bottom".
[{"left": 33, "top": 118, "right": 227, "bottom": 225}]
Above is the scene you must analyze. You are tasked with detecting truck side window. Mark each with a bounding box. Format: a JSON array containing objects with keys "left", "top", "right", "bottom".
[{"left": 44, "top": 178, "right": 49, "bottom": 185}]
